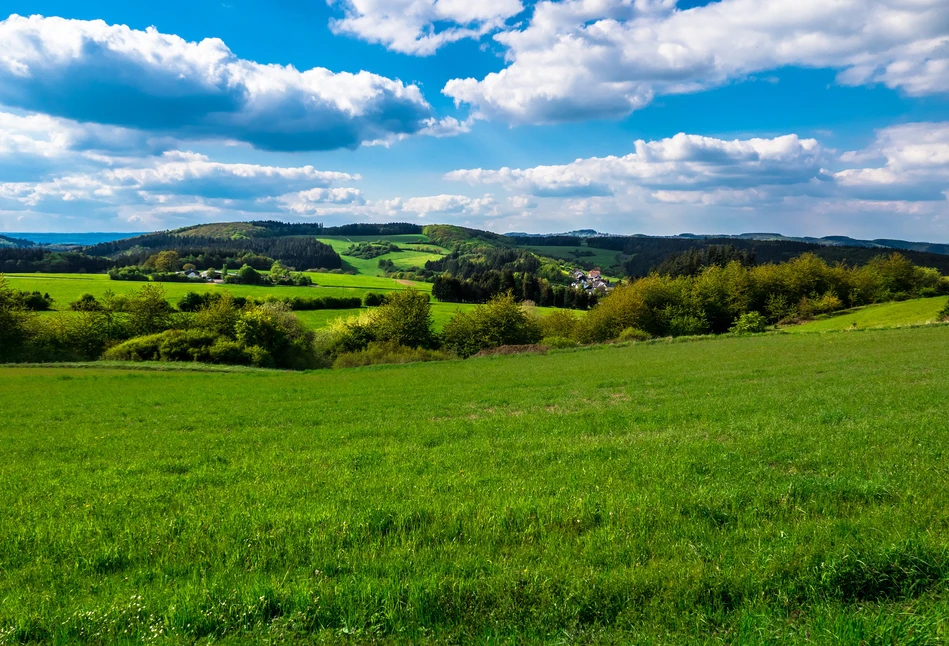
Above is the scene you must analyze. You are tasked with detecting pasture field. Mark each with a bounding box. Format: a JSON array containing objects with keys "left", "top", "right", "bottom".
[
  {"left": 316, "top": 236, "right": 448, "bottom": 276},
  {"left": 523, "top": 245, "right": 622, "bottom": 272},
  {"left": 2, "top": 273, "right": 417, "bottom": 311},
  {"left": 5, "top": 273, "right": 576, "bottom": 332},
  {"left": 789, "top": 295, "right": 949, "bottom": 333},
  {"left": 1, "top": 327, "right": 949, "bottom": 643}
]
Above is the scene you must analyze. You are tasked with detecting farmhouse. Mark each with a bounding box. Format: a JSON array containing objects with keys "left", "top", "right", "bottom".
[{"left": 570, "top": 268, "right": 613, "bottom": 293}]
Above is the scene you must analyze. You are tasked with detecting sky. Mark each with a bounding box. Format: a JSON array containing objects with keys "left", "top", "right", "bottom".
[{"left": 0, "top": 0, "right": 947, "bottom": 239}]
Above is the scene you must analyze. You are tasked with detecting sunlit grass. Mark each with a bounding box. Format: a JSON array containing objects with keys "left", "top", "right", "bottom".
[
  {"left": 788, "top": 296, "right": 949, "bottom": 333},
  {"left": 1, "top": 327, "right": 948, "bottom": 642}
]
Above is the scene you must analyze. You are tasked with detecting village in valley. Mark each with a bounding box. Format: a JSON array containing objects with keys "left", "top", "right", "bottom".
[{"left": 570, "top": 268, "right": 613, "bottom": 293}]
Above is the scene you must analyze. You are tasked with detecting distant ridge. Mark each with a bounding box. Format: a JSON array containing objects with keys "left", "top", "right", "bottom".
[
  {"left": 1, "top": 232, "right": 149, "bottom": 246},
  {"left": 0, "top": 234, "right": 35, "bottom": 249},
  {"left": 505, "top": 230, "right": 949, "bottom": 256}
]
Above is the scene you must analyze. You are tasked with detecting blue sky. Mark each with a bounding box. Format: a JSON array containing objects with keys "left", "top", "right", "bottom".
[{"left": 0, "top": 0, "right": 947, "bottom": 239}]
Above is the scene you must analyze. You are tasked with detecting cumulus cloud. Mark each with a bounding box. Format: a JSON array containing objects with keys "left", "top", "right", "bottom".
[
  {"left": 278, "top": 187, "right": 367, "bottom": 214},
  {"left": 0, "top": 110, "right": 176, "bottom": 180},
  {"left": 444, "top": 0, "right": 949, "bottom": 123},
  {"left": 329, "top": 0, "right": 523, "bottom": 55},
  {"left": 835, "top": 122, "right": 949, "bottom": 201},
  {"left": 447, "top": 133, "right": 831, "bottom": 198},
  {"left": 377, "top": 193, "right": 499, "bottom": 217},
  {"left": 0, "top": 151, "right": 362, "bottom": 217},
  {"left": 104, "top": 151, "right": 359, "bottom": 199},
  {"left": 0, "top": 14, "right": 436, "bottom": 151}
]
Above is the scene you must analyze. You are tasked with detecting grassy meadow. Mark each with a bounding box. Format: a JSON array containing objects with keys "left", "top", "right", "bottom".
[
  {"left": 789, "top": 295, "right": 949, "bottom": 333},
  {"left": 316, "top": 235, "right": 448, "bottom": 275},
  {"left": 523, "top": 245, "right": 622, "bottom": 274},
  {"left": 1, "top": 327, "right": 949, "bottom": 643},
  {"left": 4, "top": 273, "right": 578, "bottom": 333}
]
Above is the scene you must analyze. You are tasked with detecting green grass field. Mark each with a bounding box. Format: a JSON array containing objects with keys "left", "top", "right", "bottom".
[
  {"left": 2, "top": 327, "right": 948, "bottom": 643},
  {"left": 4, "top": 274, "right": 578, "bottom": 333},
  {"left": 523, "top": 245, "right": 622, "bottom": 272},
  {"left": 3, "top": 273, "right": 419, "bottom": 311},
  {"left": 316, "top": 236, "right": 448, "bottom": 276},
  {"left": 788, "top": 296, "right": 949, "bottom": 333}
]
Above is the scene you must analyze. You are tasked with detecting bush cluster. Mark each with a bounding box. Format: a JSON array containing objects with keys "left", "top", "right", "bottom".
[
  {"left": 11, "top": 290, "right": 54, "bottom": 311},
  {"left": 2, "top": 251, "right": 945, "bottom": 371},
  {"left": 575, "top": 253, "right": 946, "bottom": 343},
  {"left": 0, "top": 278, "right": 318, "bottom": 369},
  {"left": 177, "top": 292, "right": 359, "bottom": 313},
  {"left": 344, "top": 241, "right": 400, "bottom": 259}
]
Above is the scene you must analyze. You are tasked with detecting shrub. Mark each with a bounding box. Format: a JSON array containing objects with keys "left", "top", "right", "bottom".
[
  {"left": 236, "top": 302, "right": 318, "bottom": 369},
  {"left": 70, "top": 293, "right": 102, "bottom": 312},
  {"left": 108, "top": 266, "right": 150, "bottom": 281},
  {"left": 126, "top": 284, "right": 175, "bottom": 336},
  {"left": 177, "top": 291, "right": 212, "bottom": 312},
  {"left": 151, "top": 272, "right": 190, "bottom": 283},
  {"left": 192, "top": 293, "right": 242, "bottom": 338},
  {"left": 618, "top": 327, "right": 651, "bottom": 342},
  {"left": 103, "top": 329, "right": 219, "bottom": 363},
  {"left": 332, "top": 340, "right": 453, "bottom": 369},
  {"left": 940, "top": 300, "right": 949, "bottom": 322},
  {"left": 811, "top": 292, "right": 844, "bottom": 315},
  {"left": 538, "top": 310, "right": 579, "bottom": 340},
  {"left": 362, "top": 292, "right": 387, "bottom": 307},
  {"left": 371, "top": 289, "right": 435, "bottom": 349},
  {"left": 344, "top": 241, "right": 400, "bottom": 259},
  {"left": 0, "top": 275, "right": 31, "bottom": 362},
  {"left": 207, "top": 339, "right": 271, "bottom": 367},
  {"left": 729, "top": 312, "right": 769, "bottom": 335},
  {"left": 230, "top": 264, "right": 263, "bottom": 285},
  {"left": 15, "top": 290, "right": 54, "bottom": 311},
  {"left": 286, "top": 296, "right": 361, "bottom": 310},
  {"left": 541, "top": 336, "right": 578, "bottom": 349},
  {"left": 442, "top": 292, "right": 542, "bottom": 358},
  {"left": 102, "top": 332, "right": 166, "bottom": 362}
]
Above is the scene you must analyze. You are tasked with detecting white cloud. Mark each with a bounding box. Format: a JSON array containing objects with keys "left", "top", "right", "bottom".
[
  {"left": 0, "top": 151, "right": 362, "bottom": 215},
  {"left": 377, "top": 193, "right": 499, "bottom": 216},
  {"left": 105, "top": 151, "right": 359, "bottom": 199},
  {"left": 835, "top": 121, "right": 949, "bottom": 201},
  {"left": 444, "top": 0, "right": 949, "bottom": 123},
  {"left": 447, "top": 133, "right": 831, "bottom": 197},
  {"left": 0, "top": 110, "right": 177, "bottom": 181},
  {"left": 278, "top": 187, "right": 367, "bottom": 213},
  {"left": 0, "top": 14, "right": 436, "bottom": 150},
  {"left": 329, "top": 0, "right": 523, "bottom": 55}
]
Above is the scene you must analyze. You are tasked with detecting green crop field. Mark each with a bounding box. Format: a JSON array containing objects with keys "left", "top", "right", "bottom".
[
  {"left": 788, "top": 296, "right": 949, "bottom": 333},
  {"left": 2, "top": 327, "right": 948, "bottom": 643}
]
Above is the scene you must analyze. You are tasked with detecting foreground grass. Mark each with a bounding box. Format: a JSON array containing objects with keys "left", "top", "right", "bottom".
[
  {"left": 788, "top": 295, "right": 949, "bottom": 333},
  {"left": 1, "top": 328, "right": 949, "bottom": 643}
]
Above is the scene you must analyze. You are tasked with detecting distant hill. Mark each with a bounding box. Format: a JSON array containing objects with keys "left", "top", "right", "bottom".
[
  {"left": 507, "top": 230, "right": 949, "bottom": 256},
  {"left": 2, "top": 232, "right": 146, "bottom": 246},
  {"left": 7, "top": 221, "right": 949, "bottom": 278},
  {"left": 0, "top": 234, "right": 34, "bottom": 249}
]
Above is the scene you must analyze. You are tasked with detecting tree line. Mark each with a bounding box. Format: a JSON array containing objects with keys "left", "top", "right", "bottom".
[
  {"left": 586, "top": 236, "right": 949, "bottom": 277},
  {"left": 2, "top": 251, "right": 947, "bottom": 371},
  {"left": 87, "top": 235, "right": 342, "bottom": 271}
]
